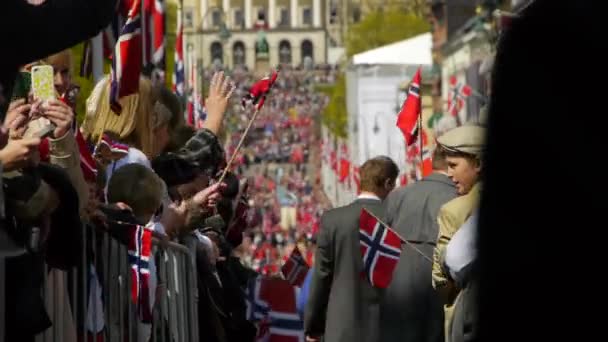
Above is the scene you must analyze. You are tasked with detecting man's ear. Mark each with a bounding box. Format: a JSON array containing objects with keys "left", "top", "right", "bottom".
[
  {"left": 384, "top": 178, "right": 393, "bottom": 190},
  {"left": 475, "top": 157, "right": 483, "bottom": 173}
]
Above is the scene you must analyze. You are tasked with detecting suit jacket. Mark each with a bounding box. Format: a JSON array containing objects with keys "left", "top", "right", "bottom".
[
  {"left": 305, "top": 198, "right": 385, "bottom": 342},
  {"left": 381, "top": 173, "right": 457, "bottom": 342}
]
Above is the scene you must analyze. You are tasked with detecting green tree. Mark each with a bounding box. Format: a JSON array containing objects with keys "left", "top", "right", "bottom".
[
  {"left": 322, "top": 8, "right": 429, "bottom": 137},
  {"left": 346, "top": 8, "right": 430, "bottom": 58}
]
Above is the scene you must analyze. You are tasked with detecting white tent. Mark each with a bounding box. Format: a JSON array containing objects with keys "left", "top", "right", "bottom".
[{"left": 352, "top": 32, "right": 432, "bottom": 66}]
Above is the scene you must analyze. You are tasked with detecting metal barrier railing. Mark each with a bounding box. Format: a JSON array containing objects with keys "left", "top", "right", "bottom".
[{"left": 0, "top": 224, "right": 201, "bottom": 342}]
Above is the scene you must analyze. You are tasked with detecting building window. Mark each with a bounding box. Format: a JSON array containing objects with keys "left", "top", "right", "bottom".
[
  {"left": 301, "top": 40, "right": 313, "bottom": 67},
  {"left": 279, "top": 8, "right": 290, "bottom": 27},
  {"left": 352, "top": 6, "right": 361, "bottom": 23},
  {"left": 329, "top": 3, "right": 338, "bottom": 24},
  {"left": 302, "top": 7, "right": 312, "bottom": 26},
  {"left": 234, "top": 8, "right": 243, "bottom": 28},
  {"left": 184, "top": 7, "right": 193, "bottom": 28},
  {"left": 211, "top": 9, "right": 222, "bottom": 27},
  {"left": 279, "top": 40, "right": 292, "bottom": 65},
  {"left": 254, "top": 7, "right": 268, "bottom": 29},
  {"left": 211, "top": 41, "right": 223, "bottom": 65},
  {"left": 233, "top": 41, "right": 246, "bottom": 66}
]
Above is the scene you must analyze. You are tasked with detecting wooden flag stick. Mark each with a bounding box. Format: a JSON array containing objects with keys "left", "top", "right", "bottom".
[
  {"left": 215, "top": 106, "right": 262, "bottom": 186},
  {"left": 363, "top": 208, "right": 434, "bottom": 264}
]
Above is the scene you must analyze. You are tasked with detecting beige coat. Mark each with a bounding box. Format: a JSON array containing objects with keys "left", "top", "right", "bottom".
[
  {"left": 48, "top": 131, "right": 89, "bottom": 218},
  {"left": 432, "top": 182, "right": 481, "bottom": 340}
]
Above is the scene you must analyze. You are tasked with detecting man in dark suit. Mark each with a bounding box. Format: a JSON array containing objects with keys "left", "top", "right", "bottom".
[
  {"left": 305, "top": 156, "right": 399, "bottom": 342},
  {"left": 380, "top": 148, "right": 457, "bottom": 342}
]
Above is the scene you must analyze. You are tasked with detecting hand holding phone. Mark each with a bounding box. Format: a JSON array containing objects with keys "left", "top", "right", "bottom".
[{"left": 25, "top": 66, "right": 57, "bottom": 138}]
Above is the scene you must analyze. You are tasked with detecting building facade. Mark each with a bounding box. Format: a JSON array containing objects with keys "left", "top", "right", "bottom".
[{"left": 182, "top": 0, "right": 331, "bottom": 71}]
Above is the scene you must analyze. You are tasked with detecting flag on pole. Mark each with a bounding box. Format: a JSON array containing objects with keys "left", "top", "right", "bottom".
[
  {"left": 447, "top": 75, "right": 472, "bottom": 117},
  {"left": 172, "top": 2, "right": 184, "bottom": 96},
  {"left": 152, "top": 0, "right": 166, "bottom": 81},
  {"left": 281, "top": 247, "right": 310, "bottom": 287},
  {"left": 245, "top": 276, "right": 270, "bottom": 322},
  {"left": 396, "top": 67, "right": 422, "bottom": 146},
  {"left": 242, "top": 70, "right": 279, "bottom": 110},
  {"left": 257, "top": 278, "right": 305, "bottom": 342},
  {"left": 359, "top": 208, "right": 403, "bottom": 288},
  {"left": 109, "top": 0, "right": 143, "bottom": 114},
  {"left": 127, "top": 222, "right": 154, "bottom": 322}
]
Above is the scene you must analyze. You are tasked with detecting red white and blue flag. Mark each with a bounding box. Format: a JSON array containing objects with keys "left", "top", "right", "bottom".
[
  {"left": 127, "top": 222, "right": 154, "bottom": 322},
  {"left": 110, "top": 0, "right": 143, "bottom": 114},
  {"left": 172, "top": 2, "right": 184, "bottom": 96},
  {"left": 258, "top": 278, "right": 304, "bottom": 342},
  {"left": 359, "top": 208, "right": 403, "bottom": 289},
  {"left": 142, "top": 0, "right": 165, "bottom": 78},
  {"left": 447, "top": 75, "right": 472, "bottom": 117},
  {"left": 281, "top": 246, "right": 309, "bottom": 287},
  {"left": 246, "top": 276, "right": 270, "bottom": 322},
  {"left": 242, "top": 70, "right": 279, "bottom": 110},
  {"left": 396, "top": 67, "right": 422, "bottom": 147}
]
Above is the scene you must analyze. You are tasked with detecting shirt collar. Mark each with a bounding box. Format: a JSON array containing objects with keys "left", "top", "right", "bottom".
[{"left": 357, "top": 193, "right": 381, "bottom": 201}]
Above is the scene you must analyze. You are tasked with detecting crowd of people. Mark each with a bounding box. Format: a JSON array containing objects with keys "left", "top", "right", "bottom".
[
  {"left": 213, "top": 65, "right": 333, "bottom": 277},
  {"left": 0, "top": 11, "right": 334, "bottom": 340}
]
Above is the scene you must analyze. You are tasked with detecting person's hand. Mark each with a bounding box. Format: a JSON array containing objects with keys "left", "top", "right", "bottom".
[
  {"left": 305, "top": 335, "right": 320, "bottom": 342},
  {"left": 42, "top": 99, "right": 74, "bottom": 138},
  {"left": 204, "top": 71, "right": 235, "bottom": 135},
  {"left": 191, "top": 182, "right": 226, "bottom": 210},
  {"left": 161, "top": 201, "right": 188, "bottom": 238},
  {"left": 0, "top": 137, "right": 41, "bottom": 171},
  {"left": 3, "top": 99, "right": 32, "bottom": 141}
]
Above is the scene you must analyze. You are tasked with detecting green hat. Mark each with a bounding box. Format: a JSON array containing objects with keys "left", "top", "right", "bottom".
[{"left": 436, "top": 125, "right": 486, "bottom": 156}]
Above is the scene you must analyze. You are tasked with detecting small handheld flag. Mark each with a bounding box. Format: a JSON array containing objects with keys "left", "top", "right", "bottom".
[
  {"left": 281, "top": 246, "right": 310, "bottom": 287},
  {"left": 110, "top": 0, "right": 143, "bottom": 114},
  {"left": 242, "top": 70, "right": 279, "bottom": 111},
  {"left": 359, "top": 208, "right": 404, "bottom": 288}
]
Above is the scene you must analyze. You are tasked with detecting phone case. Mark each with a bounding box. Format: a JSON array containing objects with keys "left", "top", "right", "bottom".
[{"left": 31, "top": 65, "right": 56, "bottom": 101}]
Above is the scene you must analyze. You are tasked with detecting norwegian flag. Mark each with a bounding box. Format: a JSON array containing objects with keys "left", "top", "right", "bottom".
[
  {"left": 405, "top": 129, "right": 432, "bottom": 179},
  {"left": 359, "top": 208, "right": 404, "bottom": 288},
  {"left": 246, "top": 276, "right": 270, "bottom": 322},
  {"left": 110, "top": 0, "right": 143, "bottom": 114},
  {"left": 447, "top": 75, "right": 472, "bottom": 117},
  {"left": 194, "top": 94, "right": 206, "bottom": 128},
  {"left": 152, "top": 0, "right": 166, "bottom": 68},
  {"left": 281, "top": 246, "right": 310, "bottom": 287},
  {"left": 127, "top": 222, "right": 154, "bottom": 322},
  {"left": 172, "top": 2, "right": 184, "bottom": 96},
  {"left": 396, "top": 67, "right": 422, "bottom": 147},
  {"left": 242, "top": 70, "right": 279, "bottom": 111},
  {"left": 142, "top": 0, "right": 165, "bottom": 74},
  {"left": 258, "top": 278, "right": 305, "bottom": 342}
]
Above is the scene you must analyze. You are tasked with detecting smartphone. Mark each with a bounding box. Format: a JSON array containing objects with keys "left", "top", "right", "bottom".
[
  {"left": 11, "top": 71, "right": 31, "bottom": 102},
  {"left": 28, "top": 65, "right": 57, "bottom": 138},
  {"left": 31, "top": 65, "right": 56, "bottom": 101}
]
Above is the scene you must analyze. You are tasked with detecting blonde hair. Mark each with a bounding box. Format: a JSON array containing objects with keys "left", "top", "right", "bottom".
[
  {"left": 82, "top": 76, "right": 158, "bottom": 157},
  {"left": 41, "top": 49, "right": 73, "bottom": 71}
]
